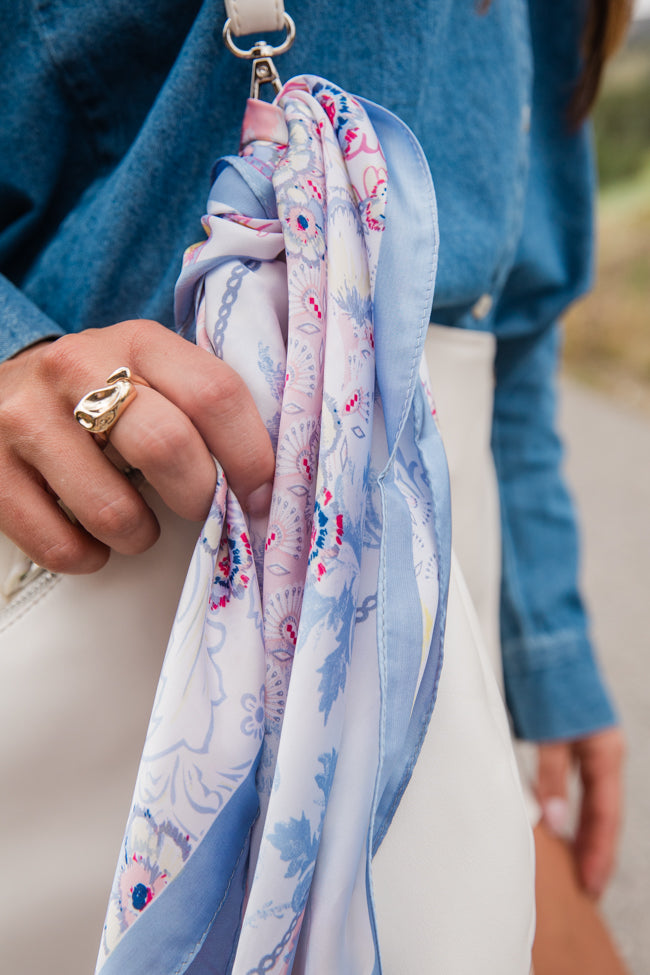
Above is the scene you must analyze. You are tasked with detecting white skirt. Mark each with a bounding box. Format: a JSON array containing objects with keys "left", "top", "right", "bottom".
[
  {"left": 373, "top": 325, "right": 535, "bottom": 972},
  {"left": 0, "top": 327, "right": 534, "bottom": 973}
]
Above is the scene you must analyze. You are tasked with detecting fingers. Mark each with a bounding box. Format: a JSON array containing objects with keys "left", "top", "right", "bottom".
[
  {"left": 535, "top": 730, "right": 625, "bottom": 899},
  {"left": 125, "top": 321, "right": 275, "bottom": 508},
  {"left": 0, "top": 321, "right": 275, "bottom": 573},
  {"left": 108, "top": 386, "right": 217, "bottom": 521},
  {"left": 536, "top": 742, "right": 572, "bottom": 837},
  {"left": 60, "top": 320, "right": 276, "bottom": 510},
  {"left": 0, "top": 460, "right": 111, "bottom": 574},
  {"left": 29, "top": 416, "right": 161, "bottom": 557},
  {"left": 573, "top": 728, "right": 625, "bottom": 898}
]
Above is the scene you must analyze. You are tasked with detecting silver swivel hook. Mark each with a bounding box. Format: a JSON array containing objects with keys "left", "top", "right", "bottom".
[{"left": 222, "top": 13, "right": 296, "bottom": 100}]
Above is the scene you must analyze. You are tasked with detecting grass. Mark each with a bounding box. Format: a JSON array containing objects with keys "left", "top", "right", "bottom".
[
  {"left": 593, "top": 37, "right": 650, "bottom": 188},
  {"left": 563, "top": 27, "right": 650, "bottom": 413}
]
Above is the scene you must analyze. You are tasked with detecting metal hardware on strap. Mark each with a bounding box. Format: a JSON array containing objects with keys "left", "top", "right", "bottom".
[
  {"left": 223, "top": 10, "right": 296, "bottom": 100},
  {"left": 222, "top": 12, "right": 295, "bottom": 59},
  {"left": 249, "top": 55, "right": 283, "bottom": 99}
]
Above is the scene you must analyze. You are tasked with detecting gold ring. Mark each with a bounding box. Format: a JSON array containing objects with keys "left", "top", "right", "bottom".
[{"left": 74, "top": 367, "right": 150, "bottom": 437}]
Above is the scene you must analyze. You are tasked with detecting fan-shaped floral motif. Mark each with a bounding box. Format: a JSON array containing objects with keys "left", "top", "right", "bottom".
[
  {"left": 264, "top": 585, "right": 304, "bottom": 662},
  {"left": 285, "top": 337, "right": 317, "bottom": 399},
  {"left": 264, "top": 661, "right": 289, "bottom": 725},
  {"left": 276, "top": 417, "right": 320, "bottom": 483},
  {"left": 289, "top": 261, "right": 326, "bottom": 333},
  {"left": 265, "top": 496, "right": 304, "bottom": 560}
]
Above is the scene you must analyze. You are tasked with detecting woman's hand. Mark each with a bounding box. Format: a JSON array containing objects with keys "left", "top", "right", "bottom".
[
  {"left": 0, "top": 320, "right": 275, "bottom": 573},
  {"left": 536, "top": 726, "right": 625, "bottom": 898}
]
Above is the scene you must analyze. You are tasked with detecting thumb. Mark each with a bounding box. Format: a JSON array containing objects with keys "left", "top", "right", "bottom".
[{"left": 537, "top": 742, "right": 571, "bottom": 837}]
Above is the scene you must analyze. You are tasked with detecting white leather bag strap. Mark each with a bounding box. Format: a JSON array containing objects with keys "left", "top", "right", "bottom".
[{"left": 224, "top": 0, "right": 286, "bottom": 36}]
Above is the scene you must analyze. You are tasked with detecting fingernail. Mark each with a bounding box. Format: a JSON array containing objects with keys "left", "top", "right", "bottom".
[
  {"left": 582, "top": 864, "right": 605, "bottom": 899},
  {"left": 542, "top": 796, "right": 569, "bottom": 836},
  {"left": 245, "top": 482, "right": 274, "bottom": 517},
  {"left": 585, "top": 878, "right": 604, "bottom": 899}
]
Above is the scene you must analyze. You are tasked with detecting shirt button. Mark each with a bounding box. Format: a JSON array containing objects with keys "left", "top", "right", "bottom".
[{"left": 471, "top": 294, "right": 493, "bottom": 320}]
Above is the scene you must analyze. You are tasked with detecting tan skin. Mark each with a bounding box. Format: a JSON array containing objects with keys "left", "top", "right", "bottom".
[
  {"left": 533, "top": 822, "right": 630, "bottom": 975},
  {"left": 533, "top": 730, "right": 629, "bottom": 975},
  {"left": 537, "top": 730, "right": 626, "bottom": 899},
  {"left": 0, "top": 320, "right": 275, "bottom": 572},
  {"left": 0, "top": 322, "right": 627, "bottom": 965}
]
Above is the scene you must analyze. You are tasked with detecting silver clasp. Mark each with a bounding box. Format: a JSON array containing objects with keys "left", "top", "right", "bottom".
[
  {"left": 249, "top": 52, "right": 282, "bottom": 100},
  {"left": 222, "top": 12, "right": 296, "bottom": 101}
]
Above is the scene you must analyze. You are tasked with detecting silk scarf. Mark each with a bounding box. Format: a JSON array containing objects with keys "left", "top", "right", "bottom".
[{"left": 97, "top": 76, "right": 451, "bottom": 975}]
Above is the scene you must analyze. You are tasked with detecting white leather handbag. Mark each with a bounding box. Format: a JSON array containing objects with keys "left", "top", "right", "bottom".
[{"left": 0, "top": 489, "right": 201, "bottom": 973}]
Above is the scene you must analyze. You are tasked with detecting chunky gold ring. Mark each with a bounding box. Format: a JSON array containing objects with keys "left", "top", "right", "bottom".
[{"left": 73, "top": 367, "right": 150, "bottom": 437}]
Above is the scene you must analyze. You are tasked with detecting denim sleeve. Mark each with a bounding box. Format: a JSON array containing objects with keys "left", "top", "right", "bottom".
[
  {"left": 0, "top": 0, "right": 90, "bottom": 360},
  {"left": 486, "top": 0, "right": 618, "bottom": 742},
  {"left": 0, "top": 277, "right": 64, "bottom": 361},
  {"left": 492, "top": 322, "right": 617, "bottom": 741}
]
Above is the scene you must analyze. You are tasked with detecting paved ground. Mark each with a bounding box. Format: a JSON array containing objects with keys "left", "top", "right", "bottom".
[{"left": 559, "top": 378, "right": 650, "bottom": 975}]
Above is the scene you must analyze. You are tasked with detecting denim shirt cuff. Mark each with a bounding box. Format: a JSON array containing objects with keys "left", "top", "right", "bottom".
[
  {"left": 0, "top": 278, "right": 64, "bottom": 362},
  {"left": 503, "top": 629, "right": 618, "bottom": 742}
]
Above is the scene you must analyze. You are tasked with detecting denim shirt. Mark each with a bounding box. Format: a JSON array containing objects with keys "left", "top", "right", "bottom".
[{"left": 0, "top": 0, "right": 616, "bottom": 740}]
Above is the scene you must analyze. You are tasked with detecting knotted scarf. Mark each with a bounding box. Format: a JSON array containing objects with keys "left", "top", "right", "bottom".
[{"left": 97, "top": 76, "right": 451, "bottom": 975}]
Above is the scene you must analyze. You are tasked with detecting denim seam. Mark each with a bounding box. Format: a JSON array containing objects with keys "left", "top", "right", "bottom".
[
  {"left": 502, "top": 628, "right": 593, "bottom": 674},
  {"left": 491, "top": 408, "right": 531, "bottom": 642}
]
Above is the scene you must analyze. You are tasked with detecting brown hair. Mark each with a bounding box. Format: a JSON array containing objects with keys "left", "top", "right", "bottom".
[{"left": 570, "top": 0, "right": 633, "bottom": 123}]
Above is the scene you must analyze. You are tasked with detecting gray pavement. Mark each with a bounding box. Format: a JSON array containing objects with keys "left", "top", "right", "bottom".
[{"left": 559, "top": 378, "right": 650, "bottom": 975}]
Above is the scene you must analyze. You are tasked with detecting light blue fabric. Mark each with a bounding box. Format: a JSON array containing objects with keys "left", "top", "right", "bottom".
[
  {"left": 0, "top": 0, "right": 617, "bottom": 740},
  {"left": 100, "top": 758, "right": 259, "bottom": 975}
]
